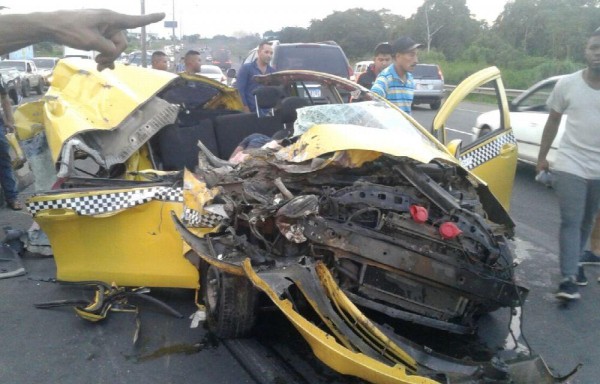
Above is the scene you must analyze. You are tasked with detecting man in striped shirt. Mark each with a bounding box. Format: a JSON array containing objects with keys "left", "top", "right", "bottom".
[{"left": 371, "top": 37, "right": 423, "bottom": 114}]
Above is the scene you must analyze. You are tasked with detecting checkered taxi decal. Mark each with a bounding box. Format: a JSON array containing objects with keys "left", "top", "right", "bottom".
[
  {"left": 27, "top": 186, "right": 183, "bottom": 216},
  {"left": 182, "top": 209, "right": 225, "bottom": 228},
  {"left": 458, "top": 131, "right": 516, "bottom": 170},
  {"left": 27, "top": 186, "right": 226, "bottom": 228}
]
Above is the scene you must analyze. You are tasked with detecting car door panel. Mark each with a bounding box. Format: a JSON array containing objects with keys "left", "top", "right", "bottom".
[{"left": 432, "top": 66, "right": 516, "bottom": 210}]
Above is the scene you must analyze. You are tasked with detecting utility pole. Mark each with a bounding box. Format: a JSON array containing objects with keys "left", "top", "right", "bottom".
[
  {"left": 172, "top": 0, "right": 176, "bottom": 42},
  {"left": 141, "top": 0, "right": 148, "bottom": 67}
]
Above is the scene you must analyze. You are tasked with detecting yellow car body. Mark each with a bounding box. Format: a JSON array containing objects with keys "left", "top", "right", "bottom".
[{"left": 14, "top": 59, "right": 564, "bottom": 383}]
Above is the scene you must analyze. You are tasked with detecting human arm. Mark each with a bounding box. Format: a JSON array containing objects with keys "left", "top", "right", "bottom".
[
  {"left": 536, "top": 109, "right": 562, "bottom": 172},
  {"left": 235, "top": 64, "right": 251, "bottom": 112},
  {"left": 0, "top": 89, "right": 15, "bottom": 132},
  {"left": 370, "top": 75, "right": 387, "bottom": 98},
  {"left": 0, "top": 10, "right": 165, "bottom": 71}
]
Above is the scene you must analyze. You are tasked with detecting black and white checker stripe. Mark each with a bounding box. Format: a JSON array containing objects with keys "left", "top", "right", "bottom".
[
  {"left": 27, "top": 186, "right": 183, "bottom": 216},
  {"left": 458, "top": 131, "right": 516, "bottom": 170},
  {"left": 183, "top": 208, "right": 226, "bottom": 228}
]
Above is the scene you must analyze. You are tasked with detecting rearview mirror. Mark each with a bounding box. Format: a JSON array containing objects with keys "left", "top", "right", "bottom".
[{"left": 226, "top": 68, "right": 236, "bottom": 78}]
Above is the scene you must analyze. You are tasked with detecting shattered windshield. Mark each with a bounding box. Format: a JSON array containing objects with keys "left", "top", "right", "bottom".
[{"left": 293, "top": 100, "right": 439, "bottom": 149}]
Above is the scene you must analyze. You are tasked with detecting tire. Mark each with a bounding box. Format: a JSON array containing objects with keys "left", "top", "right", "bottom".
[
  {"left": 430, "top": 100, "right": 441, "bottom": 110},
  {"left": 21, "top": 81, "right": 30, "bottom": 98},
  {"left": 202, "top": 264, "right": 257, "bottom": 338},
  {"left": 34, "top": 81, "right": 43, "bottom": 95}
]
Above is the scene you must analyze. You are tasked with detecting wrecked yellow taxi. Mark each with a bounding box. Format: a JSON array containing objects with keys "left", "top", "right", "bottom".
[{"left": 16, "top": 59, "right": 571, "bottom": 383}]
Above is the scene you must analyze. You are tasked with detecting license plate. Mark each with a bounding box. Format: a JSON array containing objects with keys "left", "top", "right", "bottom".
[{"left": 308, "top": 89, "right": 321, "bottom": 98}]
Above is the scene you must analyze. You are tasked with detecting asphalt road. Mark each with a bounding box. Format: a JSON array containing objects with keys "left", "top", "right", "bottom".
[{"left": 1, "top": 97, "right": 597, "bottom": 383}]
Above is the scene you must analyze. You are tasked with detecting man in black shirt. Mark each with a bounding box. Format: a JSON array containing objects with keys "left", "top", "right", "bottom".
[{"left": 357, "top": 42, "right": 393, "bottom": 89}]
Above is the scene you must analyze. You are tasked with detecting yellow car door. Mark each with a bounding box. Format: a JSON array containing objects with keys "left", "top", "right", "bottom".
[{"left": 431, "top": 66, "right": 517, "bottom": 211}]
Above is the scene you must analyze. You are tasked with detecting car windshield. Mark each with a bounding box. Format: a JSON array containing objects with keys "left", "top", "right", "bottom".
[
  {"left": 0, "top": 61, "right": 26, "bottom": 71},
  {"left": 293, "top": 101, "right": 437, "bottom": 149},
  {"left": 273, "top": 46, "right": 348, "bottom": 78},
  {"left": 33, "top": 58, "right": 57, "bottom": 69},
  {"left": 412, "top": 65, "right": 440, "bottom": 79}
]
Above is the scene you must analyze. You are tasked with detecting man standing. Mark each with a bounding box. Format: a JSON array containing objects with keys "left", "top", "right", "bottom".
[
  {"left": 537, "top": 27, "right": 600, "bottom": 300},
  {"left": 357, "top": 42, "right": 392, "bottom": 89},
  {"left": 175, "top": 57, "right": 185, "bottom": 72},
  {"left": 371, "top": 37, "right": 423, "bottom": 114},
  {"left": 0, "top": 77, "right": 22, "bottom": 210},
  {"left": 235, "top": 41, "right": 275, "bottom": 113},
  {"left": 151, "top": 51, "right": 169, "bottom": 71},
  {"left": 183, "top": 50, "right": 201, "bottom": 75}
]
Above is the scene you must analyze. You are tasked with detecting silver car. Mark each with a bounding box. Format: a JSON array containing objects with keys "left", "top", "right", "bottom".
[{"left": 412, "top": 63, "right": 445, "bottom": 110}]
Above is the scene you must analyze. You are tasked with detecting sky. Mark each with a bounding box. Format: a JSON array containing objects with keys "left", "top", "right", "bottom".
[{"left": 0, "top": 0, "right": 509, "bottom": 38}]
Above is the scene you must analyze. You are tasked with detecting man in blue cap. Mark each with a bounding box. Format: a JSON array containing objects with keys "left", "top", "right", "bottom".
[{"left": 371, "top": 36, "right": 423, "bottom": 114}]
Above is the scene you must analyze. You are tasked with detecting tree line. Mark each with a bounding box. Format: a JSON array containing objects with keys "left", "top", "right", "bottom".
[{"left": 33, "top": 0, "right": 600, "bottom": 89}]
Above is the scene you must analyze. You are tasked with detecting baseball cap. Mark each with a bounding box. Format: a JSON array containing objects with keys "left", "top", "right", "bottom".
[
  {"left": 391, "top": 37, "right": 424, "bottom": 54},
  {"left": 374, "top": 42, "right": 392, "bottom": 56}
]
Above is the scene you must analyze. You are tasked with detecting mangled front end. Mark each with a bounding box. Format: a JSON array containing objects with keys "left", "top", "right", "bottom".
[{"left": 174, "top": 104, "right": 567, "bottom": 382}]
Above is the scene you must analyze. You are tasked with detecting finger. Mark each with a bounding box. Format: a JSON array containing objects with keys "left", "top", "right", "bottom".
[
  {"left": 110, "top": 30, "right": 128, "bottom": 56},
  {"left": 111, "top": 12, "right": 165, "bottom": 29},
  {"left": 95, "top": 55, "right": 116, "bottom": 71}
]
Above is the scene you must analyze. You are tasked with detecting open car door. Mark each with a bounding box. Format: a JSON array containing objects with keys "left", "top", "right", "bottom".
[{"left": 431, "top": 66, "right": 517, "bottom": 210}]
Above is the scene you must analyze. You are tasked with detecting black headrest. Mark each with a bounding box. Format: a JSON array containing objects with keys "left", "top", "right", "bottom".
[
  {"left": 278, "top": 96, "right": 311, "bottom": 124},
  {"left": 253, "top": 86, "right": 284, "bottom": 109}
]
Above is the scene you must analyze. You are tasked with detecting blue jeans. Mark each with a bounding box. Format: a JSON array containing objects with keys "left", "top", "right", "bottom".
[
  {"left": 0, "top": 122, "right": 18, "bottom": 202},
  {"left": 554, "top": 171, "right": 600, "bottom": 278}
]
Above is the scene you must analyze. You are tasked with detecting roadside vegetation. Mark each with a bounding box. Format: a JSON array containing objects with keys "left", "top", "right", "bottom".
[{"left": 32, "top": 0, "right": 599, "bottom": 90}]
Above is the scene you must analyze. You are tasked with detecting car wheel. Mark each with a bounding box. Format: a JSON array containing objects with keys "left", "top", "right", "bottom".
[
  {"left": 430, "top": 100, "right": 441, "bottom": 110},
  {"left": 202, "top": 263, "right": 257, "bottom": 338},
  {"left": 35, "top": 81, "right": 43, "bottom": 95},
  {"left": 21, "top": 81, "right": 30, "bottom": 98}
]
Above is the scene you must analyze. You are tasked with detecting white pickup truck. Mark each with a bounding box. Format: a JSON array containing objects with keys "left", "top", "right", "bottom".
[{"left": 0, "top": 59, "right": 45, "bottom": 96}]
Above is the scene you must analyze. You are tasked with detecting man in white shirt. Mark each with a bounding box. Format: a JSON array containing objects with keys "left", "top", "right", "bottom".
[{"left": 537, "top": 27, "right": 600, "bottom": 300}]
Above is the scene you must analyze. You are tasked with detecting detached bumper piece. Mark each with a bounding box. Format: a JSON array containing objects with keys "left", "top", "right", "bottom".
[{"left": 35, "top": 281, "right": 183, "bottom": 322}]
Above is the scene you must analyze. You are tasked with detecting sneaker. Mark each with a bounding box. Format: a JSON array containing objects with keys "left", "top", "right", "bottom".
[
  {"left": 576, "top": 266, "right": 588, "bottom": 286},
  {"left": 555, "top": 279, "right": 581, "bottom": 300},
  {"left": 580, "top": 250, "right": 600, "bottom": 265}
]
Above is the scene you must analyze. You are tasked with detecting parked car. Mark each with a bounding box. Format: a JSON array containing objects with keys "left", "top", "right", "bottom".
[
  {"left": 0, "top": 59, "right": 44, "bottom": 96},
  {"left": 412, "top": 63, "right": 445, "bottom": 110},
  {"left": 32, "top": 57, "right": 60, "bottom": 86},
  {"left": 199, "top": 64, "right": 227, "bottom": 84},
  {"left": 472, "top": 75, "right": 564, "bottom": 167},
  {"left": 126, "top": 50, "right": 156, "bottom": 67},
  {"left": 245, "top": 41, "right": 353, "bottom": 79},
  {"left": 0, "top": 67, "right": 23, "bottom": 105},
  {"left": 351, "top": 60, "right": 373, "bottom": 82},
  {"left": 243, "top": 41, "right": 353, "bottom": 100},
  {"left": 14, "top": 58, "right": 565, "bottom": 383}
]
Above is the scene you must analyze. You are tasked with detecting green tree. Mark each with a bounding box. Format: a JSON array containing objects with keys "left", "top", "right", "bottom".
[
  {"left": 404, "top": 0, "right": 481, "bottom": 60},
  {"left": 308, "top": 8, "right": 387, "bottom": 59},
  {"left": 495, "top": 0, "right": 600, "bottom": 60},
  {"left": 276, "top": 27, "right": 310, "bottom": 43}
]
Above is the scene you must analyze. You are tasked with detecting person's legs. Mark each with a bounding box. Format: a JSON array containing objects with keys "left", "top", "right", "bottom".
[
  {"left": 580, "top": 179, "right": 600, "bottom": 251},
  {"left": 0, "top": 124, "right": 19, "bottom": 204},
  {"left": 554, "top": 171, "right": 587, "bottom": 279}
]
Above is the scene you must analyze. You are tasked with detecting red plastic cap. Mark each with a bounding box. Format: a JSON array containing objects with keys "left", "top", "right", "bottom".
[
  {"left": 439, "top": 222, "right": 462, "bottom": 240},
  {"left": 410, "top": 205, "right": 428, "bottom": 224}
]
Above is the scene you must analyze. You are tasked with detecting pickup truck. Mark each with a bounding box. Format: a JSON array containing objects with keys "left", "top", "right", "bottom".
[
  {"left": 0, "top": 68, "right": 23, "bottom": 105},
  {"left": 0, "top": 59, "right": 45, "bottom": 96}
]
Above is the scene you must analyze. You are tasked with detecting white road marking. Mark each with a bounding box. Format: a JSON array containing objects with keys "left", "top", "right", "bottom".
[{"left": 445, "top": 127, "right": 474, "bottom": 136}]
